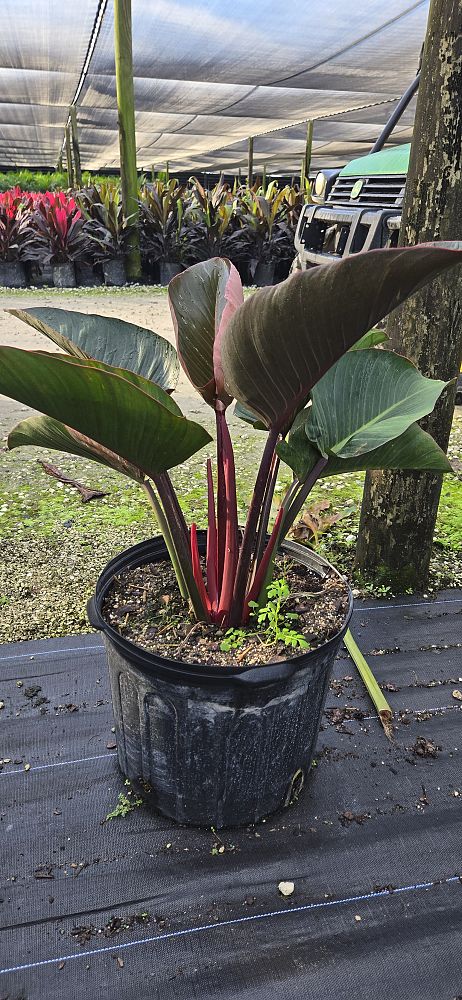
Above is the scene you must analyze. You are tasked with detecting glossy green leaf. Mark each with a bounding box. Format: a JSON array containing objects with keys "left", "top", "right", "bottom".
[
  {"left": 306, "top": 349, "right": 450, "bottom": 458},
  {"left": 168, "top": 257, "right": 243, "bottom": 407},
  {"left": 8, "top": 414, "right": 144, "bottom": 481},
  {"left": 278, "top": 421, "right": 452, "bottom": 479},
  {"left": 9, "top": 308, "right": 180, "bottom": 391},
  {"left": 0, "top": 347, "right": 211, "bottom": 475},
  {"left": 221, "top": 242, "right": 462, "bottom": 432},
  {"left": 350, "top": 328, "right": 388, "bottom": 350}
]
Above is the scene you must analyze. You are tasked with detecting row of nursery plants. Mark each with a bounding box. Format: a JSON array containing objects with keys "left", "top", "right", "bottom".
[
  {"left": 0, "top": 177, "right": 311, "bottom": 288},
  {"left": 0, "top": 169, "right": 117, "bottom": 194}
]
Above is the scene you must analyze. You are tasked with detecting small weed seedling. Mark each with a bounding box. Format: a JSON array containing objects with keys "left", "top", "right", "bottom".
[
  {"left": 220, "top": 577, "right": 309, "bottom": 653},
  {"left": 105, "top": 779, "right": 143, "bottom": 821}
]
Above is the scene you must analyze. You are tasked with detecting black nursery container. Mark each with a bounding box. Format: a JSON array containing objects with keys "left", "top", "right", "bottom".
[{"left": 88, "top": 534, "right": 352, "bottom": 829}]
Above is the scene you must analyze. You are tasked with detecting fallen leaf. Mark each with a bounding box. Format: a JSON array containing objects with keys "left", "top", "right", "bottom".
[
  {"left": 116, "top": 956, "right": 124, "bottom": 968},
  {"left": 354, "top": 914, "right": 362, "bottom": 922},
  {"left": 278, "top": 881, "right": 295, "bottom": 897},
  {"left": 0, "top": 701, "right": 4, "bottom": 710},
  {"left": 452, "top": 690, "right": 462, "bottom": 701}
]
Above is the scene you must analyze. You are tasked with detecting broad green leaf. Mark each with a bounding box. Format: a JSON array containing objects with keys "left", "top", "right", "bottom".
[
  {"left": 168, "top": 257, "right": 243, "bottom": 407},
  {"left": 8, "top": 415, "right": 144, "bottom": 482},
  {"left": 41, "top": 352, "right": 182, "bottom": 415},
  {"left": 233, "top": 401, "right": 267, "bottom": 430},
  {"left": 9, "top": 308, "right": 180, "bottom": 391},
  {"left": 0, "top": 347, "right": 211, "bottom": 475},
  {"left": 306, "top": 349, "right": 450, "bottom": 458},
  {"left": 221, "top": 242, "right": 462, "bottom": 432},
  {"left": 277, "top": 421, "right": 453, "bottom": 478},
  {"left": 350, "top": 328, "right": 388, "bottom": 350}
]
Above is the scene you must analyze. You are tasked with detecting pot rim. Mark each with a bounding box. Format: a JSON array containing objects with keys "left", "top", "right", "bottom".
[{"left": 88, "top": 533, "right": 353, "bottom": 685}]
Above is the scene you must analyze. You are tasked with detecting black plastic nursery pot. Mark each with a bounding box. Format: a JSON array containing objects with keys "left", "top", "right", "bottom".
[
  {"left": 87, "top": 534, "right": 353, "bottom": 829},
  {"left": 0, "top": 260, "right": 27, "bottom": 288},
  {"left": 159, "top": 261, "right": 183, "bottom": 284},
  {"left": 52, "top": 262, "right": 76, "bottom": 288},
  {"left": 103, "top": 257, "right": 126, "bottom": 286}
]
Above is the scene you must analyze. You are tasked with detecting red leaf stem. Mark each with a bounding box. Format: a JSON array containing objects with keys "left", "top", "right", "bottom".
[
  {"left": 190, "top": 523, "right": 211, "bottom": 616},
  {"left": 242, "top": 506, "right": 284, "bottom": 622},
  {"left": 206, "top": 458, "right": 219, "bottom": 610},
  {"left": 230, "top": 427, "right": 279, "bottom": 625},
  {"left": 215, "top": 408, "right": 227, "bottom": 584},
  {"left": 217, "top": 409, "right": 239, "bottom": 623}
]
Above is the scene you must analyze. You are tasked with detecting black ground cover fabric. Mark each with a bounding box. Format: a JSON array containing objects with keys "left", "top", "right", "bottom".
[{"left": 0, "top": 591, "right": 461, "bottom": 999}]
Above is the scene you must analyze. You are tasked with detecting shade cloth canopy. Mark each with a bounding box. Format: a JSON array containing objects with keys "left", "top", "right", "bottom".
[{"left": 0, "top": 0, "right": 428, "bottom": 173}]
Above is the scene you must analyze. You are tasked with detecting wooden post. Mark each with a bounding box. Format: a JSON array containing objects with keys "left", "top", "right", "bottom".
[
  {"left": 69, "top": 107, "right": 82, "bottom": 187},
  {"left": 151, "top": 164, "right": 155, "bottom": 182},
  {"left": 247, "top": 136, "right": 254, "bottom": 187},
  {"left": 65, "top": 123, "right": 74, "bottom": 189},
  {"left": 262, "top": 163, "right": 267, "bottom": 192},
  {"left": 114, "top": 0, "right": 141, "bottom": 280},
  {"left": 57, "top": 150, "right": 63, "bottom": 174},
  {"left": 355, "top": 0, "right": 462, "bottom": 589},
  {"left": 300, "top": 156, "right": 305, "bottom": 189},
  {"left": 304, "top": 120, "right": 313, "bottom": 185}
]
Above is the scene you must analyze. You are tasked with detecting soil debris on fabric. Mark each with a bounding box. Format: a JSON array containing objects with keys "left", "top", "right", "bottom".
[
  {"left": 411, "top": 736, "right": 441, "bottom": 758},
  {"left": 102, "top": 556, "right": 350, "bottom": 667},
  {"left": 70, "top": 910, "right": 151, "bottom": 947}
]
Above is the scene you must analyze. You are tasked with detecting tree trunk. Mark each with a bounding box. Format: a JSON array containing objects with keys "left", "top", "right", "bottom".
[
  {"left": 355, "top": 0, "right": 462, "bottom": 590},
  {"left": 69, "top": 106, "right": 82, "bottom": 188}
]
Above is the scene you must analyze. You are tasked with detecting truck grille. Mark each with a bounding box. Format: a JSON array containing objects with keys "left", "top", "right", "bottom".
[{"left": 328, "top": 175, "right": 406, "bottom": 209}]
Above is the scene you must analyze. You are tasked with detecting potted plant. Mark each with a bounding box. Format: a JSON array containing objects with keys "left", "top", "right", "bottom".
[
  {"left": 139, "top": 179, "right": 186, "bottom": 283},
  {"left": 240, "top": 181, "right": 295, "bottom": 285},
  {"left": 183, "top": 177, "right": 251, "bottom": 278},
  {"left": 0, "top": 188, "right": 35, "bottom": 288},
  {"left": 27, "top": 191, "right": 88, "bottom": 287},
  {"left": 79, "top": 182, "right": 132, "bottom": 286},
  {"left": 1, "top": 244, "right": 461, "bottom": 828}
]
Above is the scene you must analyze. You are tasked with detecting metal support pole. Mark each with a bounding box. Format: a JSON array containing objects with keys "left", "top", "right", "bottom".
[
  {"left": 304, "top": 121, "right": 313, "bottom": 185},
  {"left": 69, "top": 107, "right": 82, "bottom": 187},
  {"left": 114, "top": 0, "right": 141, "bottom": 280}
]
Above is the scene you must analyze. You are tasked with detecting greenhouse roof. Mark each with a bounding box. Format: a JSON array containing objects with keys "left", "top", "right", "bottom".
[{"left": 0, "top": 0, "right": 429, "bottom": 173}]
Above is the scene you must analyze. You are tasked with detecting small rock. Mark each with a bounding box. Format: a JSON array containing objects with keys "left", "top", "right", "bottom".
[
  {"left": 452, "top": 690, "right": 462, "bottom": 701},
  {"left": 278, "top": 881, "right": 295, "bottom": 897},
  {"left": 354, "top": 914, "right": 362, "bottom": 922}
]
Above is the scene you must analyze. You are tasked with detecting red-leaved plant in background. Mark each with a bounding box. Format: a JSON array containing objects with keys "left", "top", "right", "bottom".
[
  {"left": 0, "top": 188, "right": 36, "bottom": 262},
  {"left": 1, "top": 244, "right": 462, "bottom": 633},
  {"left": 28, "top": 191, "right": 87, "bottom": 265}
]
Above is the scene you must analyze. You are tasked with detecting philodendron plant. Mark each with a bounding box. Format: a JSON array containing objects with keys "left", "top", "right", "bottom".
[{"left": 2, "top": 243, "right": 461, "bottom": 633}]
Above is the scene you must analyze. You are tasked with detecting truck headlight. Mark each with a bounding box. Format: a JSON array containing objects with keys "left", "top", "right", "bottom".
[{"left": 314, "top": 172, "right": 327, "bottom": 198}]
